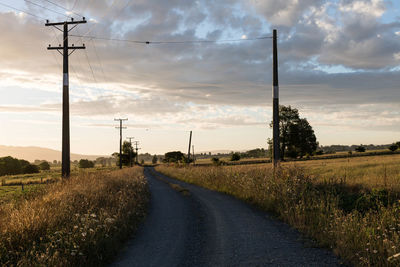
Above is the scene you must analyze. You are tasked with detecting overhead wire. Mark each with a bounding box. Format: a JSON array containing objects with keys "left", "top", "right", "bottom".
[
  {"left": 90, "top": 38, "right": 108, "bottom": 85},
  {"left": 41, "top": 0, "right": 83, "bottom": 18},
  {"left": 24, "top": 0, "right": 71, "bottom": 18},
  {"left": 69, "top": 35, "right": 273, "bottom": 45},
  {"left": 79, "top": 0, "right": 120, "bottom": 37},
  {"left": 0, "top": 1, "right": 46, "bottom": 20}
]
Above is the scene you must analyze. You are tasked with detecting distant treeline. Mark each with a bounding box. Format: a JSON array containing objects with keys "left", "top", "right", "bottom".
[
  {"left": 320, "top": 144, "right": 390, "bottom": 154},
  {"left": 0, "top": 156, "right": 40, "bottom": 176}
]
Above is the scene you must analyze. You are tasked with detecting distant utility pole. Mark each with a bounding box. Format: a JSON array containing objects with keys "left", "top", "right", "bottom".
[
  {"left": 192, "top": 144, "right": 195, "bottom": 164},
  {"left": 133, "top": 141, "right": 140, "bottom": 164},
  {"left": 46, "top": 17, "right": 87, "bottom": 178},
  {"left": 115, "top": 118, "right": 128, "bottom": 169},
  {"left": 187, "top": 131, "right": 192, "bottom": 163},
  {"left": 126, "top": 137, "right": 134, "bottom": 167},
  {"left": 272, "top": 29, "right": 280, "bottom": 168}
]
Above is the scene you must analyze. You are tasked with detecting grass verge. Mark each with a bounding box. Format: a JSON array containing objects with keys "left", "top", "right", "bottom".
[
  {"left": 156, "top": 164, "right": 400, "bottom": 266},
  {"left": 0, "top": 167, "right": 149, "bottom": 266}
]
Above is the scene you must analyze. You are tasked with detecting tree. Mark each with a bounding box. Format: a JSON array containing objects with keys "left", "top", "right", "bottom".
[
  {"left": 79, "top": 159, "right": 94, "bottom": 168},
  {"left": 23, "top": 164, "right": 40, "bottom": 174},
  {"left": 39, "top": 161, "right": 50, "bottom": 171},
  {"left": 388, "top": 144, "right": 398, "bottom": 152},
  {"left": 230, "top": 153, "right": 241, "bottom": 161},
  {"left": 270, "top": 105, "right": 318, "bottom": 160},
  {"left": 122, "top": 141, "right": 136, "bottom": 166},
  {"left": 164, "top": 151, "right": 185, "bottom": 163},
  {"left": 152, "top": 155, "right": 158, "bottom": 164},
  {"left": 355, "top": 145, "right": 366, "bottom": 152},
  {"left": 211, "top": 157, "right": 220, "bottom": 165}
]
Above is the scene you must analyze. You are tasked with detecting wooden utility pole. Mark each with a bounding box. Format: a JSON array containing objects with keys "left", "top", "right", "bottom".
[
  {"left": 272, "top": 29, "right": 280, "bottom": 167},
  {"left": 46, "top": 18, "right": 87, "bottom": 178},
  {"left": 126, "top": 137, "right": 134, "bottom": 167},
  {"left": 192, "top": 144, "right": 195, "bottom": 164},
  {"left": 115, "top": 118, "right": 128, "bottom": 169},
  {"left": 187, "top": 131, "right": 192, "bottom": 163},
  {"left": 133, "top": 141, "right": 140, "bottom": 164}
]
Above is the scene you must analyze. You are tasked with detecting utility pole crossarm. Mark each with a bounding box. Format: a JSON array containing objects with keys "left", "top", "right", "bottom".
[
  {"left": 45, "top": 19, "right": 87, "bottom": 27},
  {"left": 48, "top": 45, "right": 86, "bottom": 50}
]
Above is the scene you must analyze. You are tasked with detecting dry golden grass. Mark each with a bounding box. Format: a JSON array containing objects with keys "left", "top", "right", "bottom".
[
  {"left": 0, "top": 167, "right": 149, "bottom": 266},
  {"left": 284, "top": 153, "right": 400, "bottom": 190},
  {"left": 157, "top": 155, "right": 400, "bottom": 266}
]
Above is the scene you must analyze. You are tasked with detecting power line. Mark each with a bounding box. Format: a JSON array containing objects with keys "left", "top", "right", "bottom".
[
  {"left": 79, "top": 0, "right": 119, "bottom": 38},
  {"left": 41, "top": 0, "right": 84, "bottom": 18},
  {"left": 70, "top": 35, "right": 273, "bottom": 45},
  {"left": 25, "top": 0, "right": 71, "bottom": 18},
  {"left": 71, "top": 0, "right": 79, "bottom": 11},
  {"left": 90, "top": 38, "right": 107, "bottom": 85},
  {"left": 0, "top": 1, "right": 46, "bottom": 20},
  {"left": 83, "top": 48, "right": 98, "bottom": 84}
]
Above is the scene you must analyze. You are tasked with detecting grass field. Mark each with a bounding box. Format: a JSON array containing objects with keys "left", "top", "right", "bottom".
[
  {"left": 0, "top": 167, "right": 148, "bottom": 266},
  {"left": 157, "top": 154, "right": 400, "bottom": 266},
  {"left": 0, "top": 166, "right": 119, "bottom": 203}
]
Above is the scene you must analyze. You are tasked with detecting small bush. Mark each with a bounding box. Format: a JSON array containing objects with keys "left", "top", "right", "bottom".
[
  {"left": 22, "top": 164, "right": 40, "bottom": 174},
  {"left": 355, "top": 145, "right": 366, "bottom": 152},
  {"left": 39, "top": 161, "right": 51, "bottom": 171},
  {"left": 230, "top": 153, "right": 241, "bottom": 161},
  {"left": 79, "top": 159, "right": 94, "bottom": 169},
  {"left": 211, "top": 157, "right": 220, "bottom": 166},
  {"left": 388, "top": 144, "right": 398, "bottom": 152}
]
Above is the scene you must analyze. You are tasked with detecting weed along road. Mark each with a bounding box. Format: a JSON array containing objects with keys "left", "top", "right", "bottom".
[{"left": 112, "top": 167, "right": 341, "bottom": 266}]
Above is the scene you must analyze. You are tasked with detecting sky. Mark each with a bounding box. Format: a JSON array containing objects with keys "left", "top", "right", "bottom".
[{"left": 0, "top": 0, "right": 399, "bottom": 155}]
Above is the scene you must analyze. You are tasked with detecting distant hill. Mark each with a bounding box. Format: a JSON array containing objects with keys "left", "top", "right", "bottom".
[{"left": 0, "top": 145, "right": 106, "bottom": 162}]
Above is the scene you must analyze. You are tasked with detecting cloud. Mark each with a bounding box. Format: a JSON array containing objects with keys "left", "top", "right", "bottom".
[{"left": 0, "top": 0, "right": 399, "bottom": 138}]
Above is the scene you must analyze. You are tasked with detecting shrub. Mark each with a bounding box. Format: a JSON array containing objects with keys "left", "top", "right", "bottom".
[
  {"left": 211, "top": 157, "right": 220, "bottom": 166},
  {"left": 230, "top": 153, "right": 241, "bottom": 161},
  {"left": 79, "top": 159, "right": 94, "bottom": 169},
  {"left": 388, "top": 144, "right": 398, "bottom": 152},
  {"left": 39, "top": 161, "right": 51, "bottom": 171},
  {"left": 355, "top": 145, "right": 366, "bottom": 152},
  {"left": 22, "top": 164, "right": 40, "bottom": 174}
]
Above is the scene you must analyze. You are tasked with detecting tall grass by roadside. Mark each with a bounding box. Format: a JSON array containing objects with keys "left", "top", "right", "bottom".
[
  {"left": 0, "top": 167, "right": 149, "bottom": 266},
  {"left": 156, "top": 164, "right": 400, "bottom": 266}
]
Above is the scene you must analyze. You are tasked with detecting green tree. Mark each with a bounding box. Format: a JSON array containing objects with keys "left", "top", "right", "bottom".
[
  {"left": 39, "top": 161, "right": 50, "bottom": 171},
  {"left": 79, "top": 159, "right": 94, "bottom": 168},
  {"left": 152, "top": 155, "right": 158, "bottom": 164},
  {"left": 164, "top": 151, "right": 184, "bottom": 163},
  {"left": 0, "top": 157, "right": 26, "bottom": 176},
  {"left": 355, "top": 145, "right": 366, "bottom": 152},
  {"left": 23, "top": 164, "right": 40, "bottom": 174},
  {"left": 122, "top": 141, "right": 136, "bottom": 166},
  {"left": 388, "top": 144, "right": 398, "bottom": 152},
  {"left": 270, "top": 105, "right": 318, "bottom": 160},
  {"left": 230, "top": 153, "right": 241, "bottom": 161},
  {"left": 211, "top": 157, "right": 220, "bottom": 165}
]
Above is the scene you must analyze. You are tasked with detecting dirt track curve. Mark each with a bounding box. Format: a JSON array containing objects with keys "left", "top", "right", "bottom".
[{"left": 112, "top": 167, "right": 341, "bottom": 267}]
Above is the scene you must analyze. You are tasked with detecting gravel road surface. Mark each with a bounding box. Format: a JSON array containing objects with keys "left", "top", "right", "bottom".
[{"left": 112, "top": 167, "right": 341, "bottom": 266}]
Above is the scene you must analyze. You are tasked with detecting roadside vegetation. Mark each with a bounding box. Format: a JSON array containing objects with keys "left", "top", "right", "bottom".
[
  {"left": 157, "top": 154, "right": 400, "bottom": 266},
  {"left": 0, "top": 167, "right": 149, "bottom": 266}
]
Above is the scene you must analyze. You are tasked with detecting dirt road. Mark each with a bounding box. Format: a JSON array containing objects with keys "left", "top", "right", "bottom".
[{"left": 112, "top": 167, "right": 341, "bottom": 266}]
